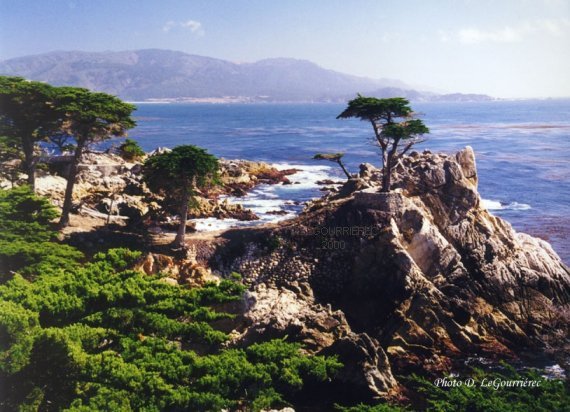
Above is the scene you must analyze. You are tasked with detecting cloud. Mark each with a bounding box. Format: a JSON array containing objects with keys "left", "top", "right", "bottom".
[
  {"left": 458, "top": 27, "right": 521, "bottom": 44},
  {"left": 162, "top": 21, "right": 176, "bottom": 33},
  {"left": 181, "top": 20, "right": 203, "bottom": 33},
  {"left": 438, "top": 30, "right": 451, "bottom": 43},
  {"left": 441, "top": 18, "right": 570, "bottom": 44},
  {"left": 162, "top": 19, "right": 205, "bottom": 36},
  {"left": 536, "top": 18, "right": 570, "bottom": 36}
]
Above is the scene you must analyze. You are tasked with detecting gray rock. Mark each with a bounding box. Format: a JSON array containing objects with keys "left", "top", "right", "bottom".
[
  {"left": 321, "top": 333, "right": 397, "bottom": 398},
  {"left": 218, "top": 147, "right": 570, "bottom": 398}
]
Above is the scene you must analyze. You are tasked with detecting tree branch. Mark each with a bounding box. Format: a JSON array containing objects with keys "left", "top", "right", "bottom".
[{"left": 369, "top": 119, "right": 387, "bottom": 150}]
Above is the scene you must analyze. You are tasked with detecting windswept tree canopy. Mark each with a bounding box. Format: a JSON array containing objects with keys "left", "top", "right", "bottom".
[
  {"left": 118, "top": 138, "right": 145, "bottom": 161},
  {"left": 143, "top": 145, "right": 219, "bottom": 247},
  {"left": 313, "top": 153, "right": 344, "bottom": 162},
  {"left": 143, "top": 145, "right": 219, "bottom": 198},
  {"left": 337, "top": 95, "right": 429, "bottom": 192},
  {"left": 0, "top": 76, "right": 60, "bottom": 188},
  {"left": 54, "top": 87, "right": 137, "bottom": 228},
  {"left": 381, "top": 119, "right": 429, "bottom": 141},
  {"left": 336, "top": 96, "right": 412, "bottom": 123},
  {"left": 313, "top": 152, "right": 352, "bottom": 179},
  {"left": 0, "top": 76, "right": 58, "bottom": 137},
  {"left": 0, "top": 77, "right": 137, "bottom": 227},
  {"left": 54, "top": 87, "right": 136, "bottom": 144}
]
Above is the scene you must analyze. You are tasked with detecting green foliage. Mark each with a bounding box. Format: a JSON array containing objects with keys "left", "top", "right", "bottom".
[
  {"left": 337, "top": 95, "right": 413, "bottom": 121},
  {"left": 0, "top": 239, "right": 338, "bottom": 411},
  {"left": 0, "top": 300, "right": 39, "bottom": 374},
  {"left": 313, "top": 152, "right": 352, "bottom": 178},
  {"left": 0, "top": 187, "right": 83, "bottom": 277},
  {"left": 53, "top": 87, "right": 137, "bottom": 143},
  {"left": 0, "top": 135, "right": 23, "bottom": 186},
  {"left": 313, "top": 152, "right": 345, "bottom": 161},
  {"left": 335, "top": 403, "right": 405, "bottom": 412},
  {"left": 92, "top": 247, "right": 142, "bottom": 271},
  {"left": 229, "top": 272, "right": 242, "bottom": 281},
  {"left": 118, "top": 138, "right": 145, "bottom": 161},
  {"left": 0, "top": 186, "right": 58, "bottom": 241},
  {"left": 0, "top": 239, "right": 83, "bottom": 278},
  {"left": 143, "top": 144, "right": 220, "bottom": 198},
  {"left": 0, "top": 189, "right": 335, "bottom": 411},
  {"left": 0, "top": 76, "right": 137, "bottom": 207},
  {"left": 381, "top": 119, "right": 429, "bottom": 140},
  {"left": 143, "top": 144, "right": 220, "bottom": 246},
  {"left": 408, "top": 366, "right": 570, "bottom": 412},
  {"left": 0, "top": 77, "right": 136, "bottom": 194},
  {"left": 257, "top": 234, "right": 283, "bottom": 252},
  {"left": 337, "top": 95, "right": 429, "bottom": 191},
  {"left": 0, "top": 76, "right": 61, "bottom": 186},
  {"left": 53, "top": 86, "right": 137, "bottom": 227},
  {"left": 188, "top": 340, "right": 341, "bottom": 411},
  {"left": 246, "top": 339, "right": 342, "bottom": 389},
  {"left": 334, "top": 366, "right": 570, "bottom": 411}
]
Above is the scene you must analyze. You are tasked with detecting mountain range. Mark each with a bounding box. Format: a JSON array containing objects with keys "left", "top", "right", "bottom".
[{"left": 0, "top": 49, "right": 493, "bottom": 103}]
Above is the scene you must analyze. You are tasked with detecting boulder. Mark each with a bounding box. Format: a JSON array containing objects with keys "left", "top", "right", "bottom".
[
  {"left": 335, "top": 178, "right": 371, "bottom": 198},
  {"left": 320, "top": 333, "right": 398, "bottom": 398},
  {"left": 239, "top": 282, "right": 351, "bottom": 352}
]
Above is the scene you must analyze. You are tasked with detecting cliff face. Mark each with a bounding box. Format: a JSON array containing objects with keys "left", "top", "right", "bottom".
[{"left": 210, "top": 147, "right": 570, "bottom": 400}]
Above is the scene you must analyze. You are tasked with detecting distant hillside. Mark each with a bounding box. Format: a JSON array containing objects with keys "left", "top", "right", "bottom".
[{"left": 0, "top": 49, "right": 493, "bottom": 102}]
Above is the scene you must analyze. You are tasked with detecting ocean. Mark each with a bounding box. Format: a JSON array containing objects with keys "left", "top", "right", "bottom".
[{"left": 125, "top": 100, "right": 570, "bottom": 264}]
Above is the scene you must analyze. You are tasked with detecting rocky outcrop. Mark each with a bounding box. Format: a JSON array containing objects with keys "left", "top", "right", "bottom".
[
  {"left": 210, "top": 146, "right": 570, "bottom": 401},
  {"left": 240, "top": 282, "right": 350, "bottom": 351},
  {"left": 219, "top": 159, "right": 297, "bottom": 196},
  {"left": 34, "top": 146, "right": 570, "bottom": 402},
  {"left": 136, "top": 249, "right": 221, "bottom": 288},
  {"left": 321, "top": 333, "right": 398, "bottom": 400},
  {"left": 35, "top": 151, "right": 295, "bottom": 227}
]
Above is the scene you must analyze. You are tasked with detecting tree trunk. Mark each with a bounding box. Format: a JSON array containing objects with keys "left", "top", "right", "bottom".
[
  {"left": 380, "top": 148, "right": 390, "bottom": 192},
  {"left": 58, "top": 140, "right": 85, "bottom": 228},
  {"left": 173, "top": 189, "right": 190, "bottom": 248},
  {"left": 22, "top": 137, "right": 36, "bottom": 191},
  {"left": 382, "top": 138, "right": 401, "bottom": 193},
  {"left": 381, "top": 154, "right": 391, "bottom": 192},
  {"left": 337, "top": 159, "right": 351, "bottom": 179}
]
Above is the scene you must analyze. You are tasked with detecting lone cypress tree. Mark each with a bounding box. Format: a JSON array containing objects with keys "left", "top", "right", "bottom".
[
  {"left": 337, "top": 95, "right": 429, "bottom": 192},
  {"left": 143, "top": 145, "right": 219, "bottom": 248}
]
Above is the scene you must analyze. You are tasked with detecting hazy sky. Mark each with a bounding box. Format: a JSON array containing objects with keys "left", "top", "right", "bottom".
[{"left": 1, "top": 0, "right": 569, "bottom": 98}]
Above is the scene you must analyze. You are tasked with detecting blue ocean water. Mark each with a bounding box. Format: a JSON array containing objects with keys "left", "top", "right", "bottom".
[{"left": 124, "top": 101, "right": 570, "bottom": 263}]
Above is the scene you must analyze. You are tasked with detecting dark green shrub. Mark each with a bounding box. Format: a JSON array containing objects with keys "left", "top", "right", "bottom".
[
  {"left": 118, "top": 138, "right": 145, "bottom": 161},
  {"left": 0, "top": 186, "right": 59, "bottom": 242},
  {"left": 0, "top": 187, "right": 83, "bottom": 279},
  {"left": 0, "top": 245, "right": 339, "bottom": 411},
  {"left": 408, "top": 366, "right": 570, "bottom": 412}
]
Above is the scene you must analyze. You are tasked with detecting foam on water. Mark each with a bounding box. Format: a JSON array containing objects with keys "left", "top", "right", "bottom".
[
  {"left": 239, "top": 199, "right": 290, "bottom": 214},
  {"left": 272, "top": 163, "right": 336, "bottom": 190},
  {"left": 193, "top": 217, "right": 242, "bottom": 232},
  {"left": 192, "top": 163, "right": 337, "bottom": 232},
  {"left": 482, "top": 198, "right": 532, "bottom": 211},
  {"left": 542, "top": 364, "right": 566, "bottom": 380}
]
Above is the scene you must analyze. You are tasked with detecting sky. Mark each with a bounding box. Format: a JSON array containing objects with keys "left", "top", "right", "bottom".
[{"left": 1, "top": 0, "right": 569, "bottom": 98}]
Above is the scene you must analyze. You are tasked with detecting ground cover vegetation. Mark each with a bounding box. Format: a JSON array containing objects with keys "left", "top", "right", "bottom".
[{"left": 0, "top": 186, "right": 341, "bottom": 411}]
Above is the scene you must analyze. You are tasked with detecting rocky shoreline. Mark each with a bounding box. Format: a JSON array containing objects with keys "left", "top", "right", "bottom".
[
  {"left": 146, "top": 147, "right": 569, "bottom": 402},
  {"left": 30, "top": 150, "right": 297, "bottom": 232},
  {"left": 8, "top": 146, "right": 570, "bottom": 405}
]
